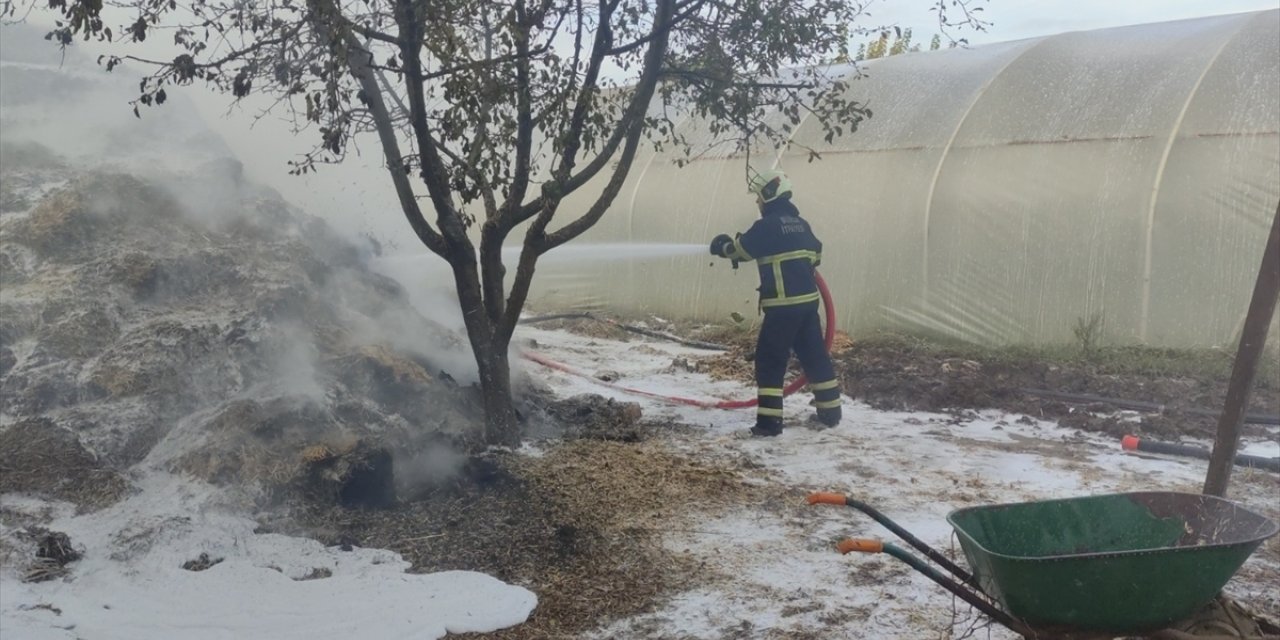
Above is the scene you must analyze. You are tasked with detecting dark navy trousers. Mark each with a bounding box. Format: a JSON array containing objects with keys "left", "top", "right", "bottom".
[{"left": 754, "top": 301, "right": 842, "bottom": 426}]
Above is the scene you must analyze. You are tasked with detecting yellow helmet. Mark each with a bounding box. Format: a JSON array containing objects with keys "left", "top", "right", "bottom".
[{"left": 748, "top": 169, "right": 793, "bottom": 203}]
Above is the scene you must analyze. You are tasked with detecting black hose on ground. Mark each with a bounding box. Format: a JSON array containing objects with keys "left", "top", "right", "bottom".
[
  {"left": 1122, "top": 435, "right": 1280, "bottom": 473},
  {"left": 1020, "top": 388, "right": 1280, "bottom": 426}
]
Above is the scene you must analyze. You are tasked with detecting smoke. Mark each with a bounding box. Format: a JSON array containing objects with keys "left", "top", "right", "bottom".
[
  {"left": 268, "top": 326, "right": 327, "bottom": 402},
  {"left": 393, "top": 442, "right": 468, "bottom": 496},
  {"left": 323, "top": 268, "right": 481, "bottom": 385},
  {"left": 0, "top": 24, "right": 265, "bottom": 247},
  {"left": 0, "top": 21, "right": 495, "bottom": 499},
  {"left": 1, "top": 25, "right": 477, "bottom": 356},
  {"left": 367, "top": 254, "right": 555, "bottom": 392},
  {"left": 366, "top": 254, "right": 468, "bottom": 335},
  {"left": 0, "top": 65, "right": 232, "bottom": 180}
]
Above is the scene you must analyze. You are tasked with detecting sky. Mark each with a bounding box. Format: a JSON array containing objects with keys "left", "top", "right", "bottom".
[{"left": 5, "top": 0, "right": 1278, "bottom": 247}]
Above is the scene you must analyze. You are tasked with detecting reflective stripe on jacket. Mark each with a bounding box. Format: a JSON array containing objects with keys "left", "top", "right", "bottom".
[{"left": 719, "top": 198, "right": 823, "bottom": 308}]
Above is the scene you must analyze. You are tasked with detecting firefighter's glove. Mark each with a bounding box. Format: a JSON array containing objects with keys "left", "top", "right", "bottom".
[{"left": 709, "top": 234, "right": 733, "bottom": 257}]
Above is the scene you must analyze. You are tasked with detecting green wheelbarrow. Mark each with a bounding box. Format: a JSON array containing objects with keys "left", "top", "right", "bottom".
[{"left": 807, "top": 491, "right": 1279, "bottom": 638}]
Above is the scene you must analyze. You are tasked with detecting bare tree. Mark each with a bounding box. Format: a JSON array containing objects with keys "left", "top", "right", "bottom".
[{"left": 12, "top": 0, "right": 987, "bottom": 446}]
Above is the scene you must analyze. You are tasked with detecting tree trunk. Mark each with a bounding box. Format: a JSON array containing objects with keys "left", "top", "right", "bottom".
[
  {"left": 476, "top": 345, "right": 520, "bottom": 448},
  {"left": 451, "top": 254, "right": 521, "bottom": 448},
  {"left": 336, "top": 3, "right": 671, "bottom": 449}
]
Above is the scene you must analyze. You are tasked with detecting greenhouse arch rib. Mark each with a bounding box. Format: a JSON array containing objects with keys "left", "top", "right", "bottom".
[
  {"left": 1139, "top": 12, "right": 1258, "bottom": 342},
  {"left": 624, "top": 108, "right": 697, "bottom": 241},
  {"left": 919, "top": 37, "right": 1049, "bottom": 302}
]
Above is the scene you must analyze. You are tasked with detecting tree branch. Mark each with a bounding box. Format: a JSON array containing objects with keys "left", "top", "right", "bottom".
[
  {"left": 116, "top": 22, "right": 303, "bottom": 73},
  {"left": 497, "top": 0, "right": 537, "bottom": 226},
  {"left": 436, "top": 141, "right": 498, "bottom": 218},
  {"left": 348, "top": 21, "right": 400, "bottom": 45},
  {"left": 605, "top": 0, "right": 703, "bottom": 56},
  {"left": 509, "top": 0, "right": 622, "bottom": 227},
  {"left": 313, "top": 10, "right": 447, "bottom": 256},
  {"left": 417, "top": 43, "right": 552, "bottom": 82},
  {"left": 498, "top": 0, "right": 676, "bottom": 345},
  {"left": 540, "top": 0, "right": 674, "bottom": 252},
  {"left": 509, "top": 82, "right": 647, "bottom": 228},
  {"left": 393, "top": 0, "right": 471, "bottom": 255},
  {"left": 551, "top": 0, "right": 616, "bottom": 181},
  {"left": 533, "top": 0, "right": 585, "bottom": 128}
]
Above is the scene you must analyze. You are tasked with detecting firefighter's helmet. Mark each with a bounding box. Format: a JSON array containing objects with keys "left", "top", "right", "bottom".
[{"left": 748, "top": 170, "right": 793, "bottom": 203}]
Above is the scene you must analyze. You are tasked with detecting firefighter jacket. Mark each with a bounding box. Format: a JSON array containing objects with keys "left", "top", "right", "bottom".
[{"left": 715, "top": 197, "right": 823, "bottom": 309}]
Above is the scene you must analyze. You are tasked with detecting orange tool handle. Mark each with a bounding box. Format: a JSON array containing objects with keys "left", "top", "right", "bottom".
[
  {"left": 806, "top": 492, "right": 847, "bottom": 506},
  {"left": 836, "top": 538, "right": 884, "bottom": 554}
]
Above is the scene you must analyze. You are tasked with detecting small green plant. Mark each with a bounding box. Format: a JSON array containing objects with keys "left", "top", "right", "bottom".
[{"left": 1072, "top": 312, "right": 1105, "bottom": 355}]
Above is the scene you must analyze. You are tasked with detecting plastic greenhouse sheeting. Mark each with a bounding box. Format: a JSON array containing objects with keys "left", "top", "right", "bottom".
[{"left": 524, "top": 10, "right": 1280, "bottom": 349}]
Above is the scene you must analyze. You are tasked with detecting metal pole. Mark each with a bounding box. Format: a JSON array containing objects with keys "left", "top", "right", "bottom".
[{"left": 1204, "top": 199, "right": 1280, "bottom": 497}]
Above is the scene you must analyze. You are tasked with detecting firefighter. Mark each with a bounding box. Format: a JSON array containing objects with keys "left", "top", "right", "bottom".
[{"left": 709, "top": 169, "right": 843, "bottom": 437}]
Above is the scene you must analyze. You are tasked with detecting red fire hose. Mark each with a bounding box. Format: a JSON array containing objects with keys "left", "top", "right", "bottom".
[{"left": 520, "top": 272, "right": 837, "bottom": 410}]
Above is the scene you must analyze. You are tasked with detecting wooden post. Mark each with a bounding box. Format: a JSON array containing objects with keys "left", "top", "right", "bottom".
[{"left": 1203, "top": 199, "right": 1280, "bottom": 497}]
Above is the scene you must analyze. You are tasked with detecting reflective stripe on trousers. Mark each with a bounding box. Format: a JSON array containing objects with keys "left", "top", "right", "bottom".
[{"left": 755, "top": 302, "right": 840, "bottom": 422}]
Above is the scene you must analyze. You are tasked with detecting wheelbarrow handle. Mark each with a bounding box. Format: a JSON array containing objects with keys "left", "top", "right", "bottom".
[
  {"left": 833, "top": 539, "right": 1033, "bottom": 637},
  {"left": 808, "top": 492, "right": 848, "bottom": 506},
  {"left": 836, "top": 538, "right": 884, "bottom": 554},
  {"left": 806, "top": 492, "right": 978, "bottom": 589}
]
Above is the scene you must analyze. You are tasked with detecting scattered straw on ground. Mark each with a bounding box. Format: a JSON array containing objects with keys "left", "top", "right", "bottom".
[
  {"left": 526, "top": 317, "right": 634, "bottom": 342},
  {"left": 17, "top": 527, "right": 81, "bottom": 583},
  {"left": 510, "top": 440, "right": 757, "bottom": 531},
  {"left": 829, "top": 332, "right": 856, "bottom": 356},
  {"left": 0, "top": 418, "right": 129, "bottom": 511},
  {"left": 282, "top": 437, "right": 769, "bottom": 639},
  {"left": 1160, "top": 596, "right": 1280, "bottom": 638},
  {"left": 699, "top": 350, "right": 755, "bottom": 383}
]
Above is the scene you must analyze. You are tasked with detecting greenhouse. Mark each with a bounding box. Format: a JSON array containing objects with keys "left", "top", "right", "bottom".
[{"left": 531, "top": 9, "right": 1280, "bottom": 349}]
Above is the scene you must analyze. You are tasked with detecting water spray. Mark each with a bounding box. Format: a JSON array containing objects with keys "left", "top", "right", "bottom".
[{"left": 503, "top": 242, "right": 708, "bottom": 264}]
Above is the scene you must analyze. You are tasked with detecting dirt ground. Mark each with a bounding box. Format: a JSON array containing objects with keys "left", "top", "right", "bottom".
[
  {"left": 327, "top": 318, "right": 1276, "bottom": 638},
  {"left": 661, "top": 320, "right": 1280, "bottom": 443},
  {"left": 6, "top": 316, "right": 1276, "bottom": 639},
  {"left": 275, "top": 419, "right": 777, "bottom": 640},
  {"left": 465, "top": 316, "right": 1280, "bottom": 638},
  {"left": 831, "top": 337, "right": 1279, "bottom": 443}
]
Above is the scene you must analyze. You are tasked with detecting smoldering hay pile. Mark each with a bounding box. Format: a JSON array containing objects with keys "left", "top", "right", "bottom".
[{"left": 0, "top": 148, "right": 509, "bottom": 509}]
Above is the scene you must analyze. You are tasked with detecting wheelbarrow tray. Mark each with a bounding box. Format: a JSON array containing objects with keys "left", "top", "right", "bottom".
[{"left": 946, "top": 491, "right": 1279, "bottom": 633}]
